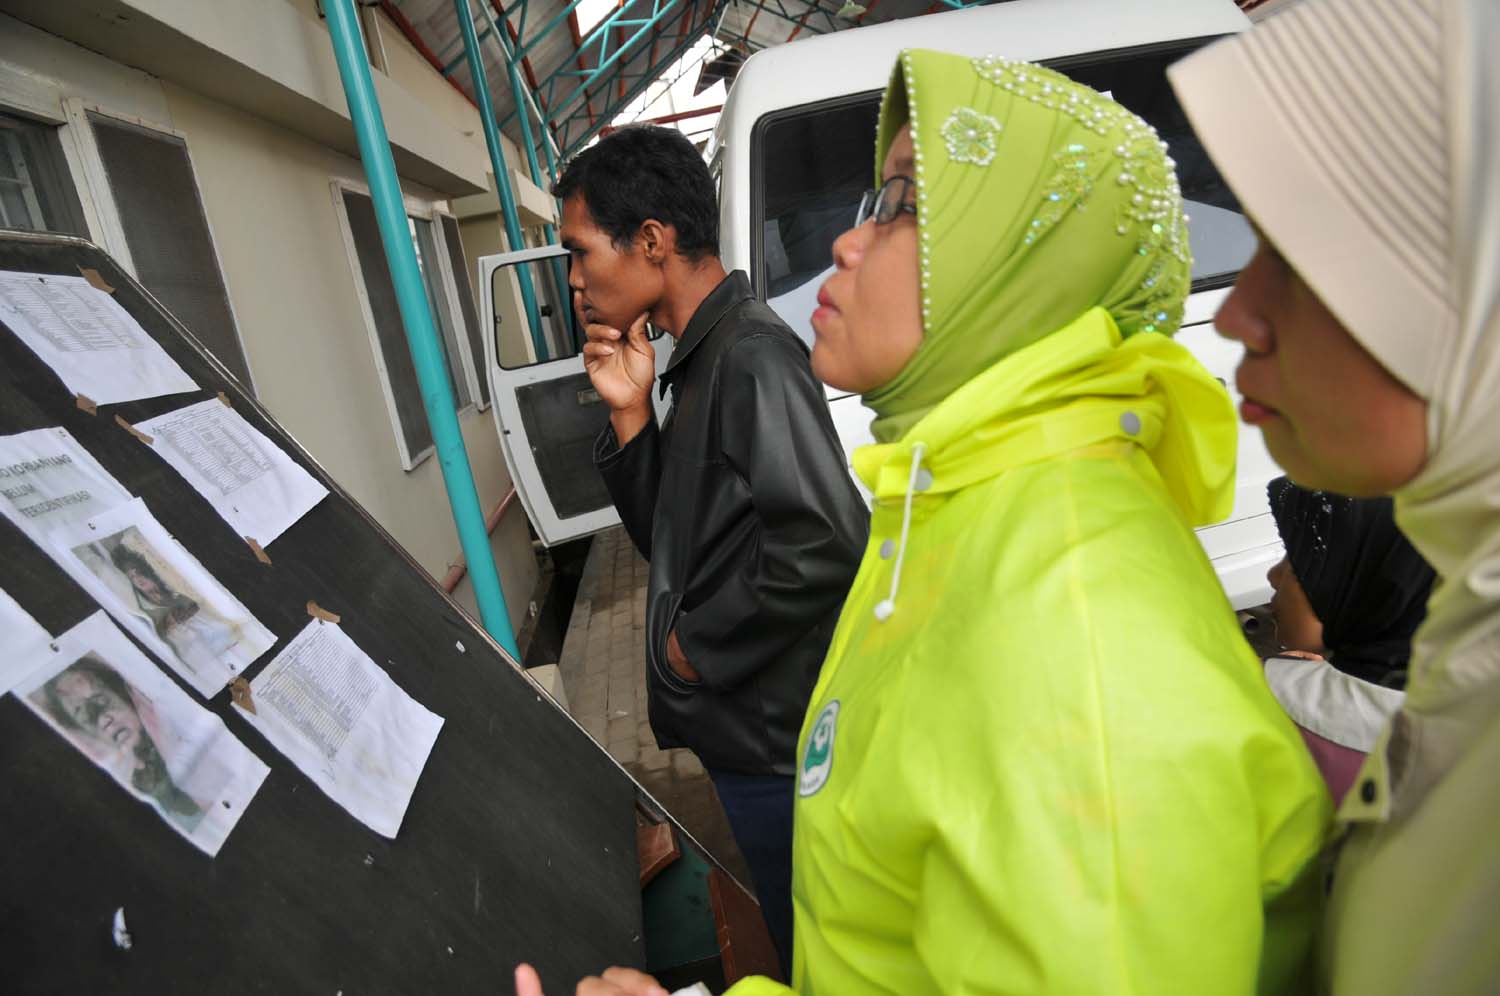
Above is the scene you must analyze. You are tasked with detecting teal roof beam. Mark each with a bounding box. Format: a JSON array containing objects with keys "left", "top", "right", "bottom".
[
  {"left": 738, "top": 0, "right": 827, "bottom": 35},
  {"left": 498, "top": 0, "right": 681, "bottom": 131},
  {"left": 558, "top": 0, "right": 724, "bottom": 156},
  {"left": 516, "top": 0, "right": 532, "bottom": 44},
  {"left": 435, "top": 0, "right": 528, "bottom": 68},
  {"left": 532, "top": 0, "right": 684, "bottom": 126},
  {"left": 514, "top": 0, "right": 604, "bottom": 61},
  {"left": 440, "top": 0, "right": 602, "bottom": 75}
]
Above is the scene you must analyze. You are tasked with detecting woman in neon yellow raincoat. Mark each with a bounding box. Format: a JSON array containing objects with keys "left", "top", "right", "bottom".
[
  {"left": 515, "top": 49, "right": 1333, "bottom": 996},
  {"left": 731, "top": 50, "right": 1332, "bottom": 995}
]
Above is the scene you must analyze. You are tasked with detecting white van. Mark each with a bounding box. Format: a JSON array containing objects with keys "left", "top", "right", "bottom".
[{"left": 480, "top": 0, "right": 1282, "bottom": 609}]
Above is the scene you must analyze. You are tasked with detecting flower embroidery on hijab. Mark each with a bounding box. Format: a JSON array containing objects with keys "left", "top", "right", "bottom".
[{"left": 940, "top": 107, "right": 1002, "bottom": 167}]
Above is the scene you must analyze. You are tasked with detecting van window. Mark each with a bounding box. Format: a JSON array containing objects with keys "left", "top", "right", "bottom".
[
  {"left": 755, "top": 96, "right": 880, "bottom": 347},
  {"left": 752, "top": 38, "right": 1254, "bottom": 346},
  {"left": 1060, "top": 39, "right": 1256, "bottom": 285},
  {"left": 491, "top": 255, "right": 583, "bottom": 370}
]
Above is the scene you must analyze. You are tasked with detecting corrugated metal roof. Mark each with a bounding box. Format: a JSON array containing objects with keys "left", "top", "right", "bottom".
[{"left": 389, "top": 0, "right": 1016, "bottom": 166}]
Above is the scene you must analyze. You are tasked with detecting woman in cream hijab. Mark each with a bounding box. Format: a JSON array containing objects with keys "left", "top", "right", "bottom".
[{"left": 1170, "top": 0, "right": 1500, "bottom": 989}]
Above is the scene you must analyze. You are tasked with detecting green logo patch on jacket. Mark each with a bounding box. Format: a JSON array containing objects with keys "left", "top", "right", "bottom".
[{"left": 800, "top": 700, "right": 840, "bottom": 797}]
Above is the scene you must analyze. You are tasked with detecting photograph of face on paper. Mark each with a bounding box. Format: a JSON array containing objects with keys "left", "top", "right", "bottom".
[
  {"left": 48, "top": 499, "right": 275, "bottom": 699},
  {"left": 39, "top": 653, "right": 209, "bottom": 832},
  {"left": 16, "top": 612, "right": 269, "bottom": 856}
]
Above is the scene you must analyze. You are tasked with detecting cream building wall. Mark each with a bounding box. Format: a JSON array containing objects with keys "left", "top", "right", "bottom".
[{"left": 0, "top": 2, "right": 547, "bottom": 638}]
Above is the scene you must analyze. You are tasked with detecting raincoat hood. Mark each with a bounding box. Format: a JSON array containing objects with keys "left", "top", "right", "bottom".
[
  {"left": 862, "top": 49, "right": 1192, "bottom": 443},
  {"left": 853, "top": 306, "right": 1236, "bottom": 619},
  {"left": 855, "top": 307, "right": 1232, "bottom": 518}
]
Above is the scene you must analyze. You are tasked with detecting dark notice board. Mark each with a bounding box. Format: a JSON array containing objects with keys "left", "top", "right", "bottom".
[{"left": 0, "top": 232, "right": 643, "bottom": 994}]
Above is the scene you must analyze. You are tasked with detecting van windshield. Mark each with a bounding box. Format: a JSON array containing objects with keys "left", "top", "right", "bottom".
[{"left": 754, "top": 38, "right": 1255, "bottom": 347}]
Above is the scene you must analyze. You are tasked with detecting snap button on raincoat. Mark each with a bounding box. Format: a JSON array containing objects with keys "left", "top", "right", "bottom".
[{"left": 727, "top": 308, "right": 1332, "bottom": 995}]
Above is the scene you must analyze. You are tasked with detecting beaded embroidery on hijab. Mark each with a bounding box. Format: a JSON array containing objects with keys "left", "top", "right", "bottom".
[
  {"left": 862, "top": 50, "right": 1194, "bottom": 443},
  {"left": 971, "top": 55, "right": 1189, "bottom": 290}
]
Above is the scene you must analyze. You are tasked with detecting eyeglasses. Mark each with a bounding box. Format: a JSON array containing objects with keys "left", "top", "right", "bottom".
[{"left": 854, "top": 175, "right": 917, "bottom": 227}]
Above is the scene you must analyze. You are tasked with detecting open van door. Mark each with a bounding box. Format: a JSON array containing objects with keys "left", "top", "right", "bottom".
[{"left": 480, "top": 245, "right": 671, "bottom": 546}]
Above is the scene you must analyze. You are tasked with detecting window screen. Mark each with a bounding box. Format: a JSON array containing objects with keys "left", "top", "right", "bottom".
[
  {"left": 88, "top": 113, "right": 252, "bottom": 390},
  {"left": 439, "top": 214, "right": 489, "bottom": 407},
  {"left": 341, "top": 191, "right": 476, "bottom": 467},
  {"left": 341, "top": 188, "right": 434, "bottom": 463},
  {"left": 0, "top": 111, "right": 88, "bottom": 237}
]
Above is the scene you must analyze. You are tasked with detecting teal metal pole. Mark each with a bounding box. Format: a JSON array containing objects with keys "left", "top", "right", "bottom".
[
  {"left": 323, "top": 0, "right": 520, "bottom": 659},
  {"left": 453, "top": 0, "right": 551, "bottom": 363},
  {"left": 473, "top": 0, "right": 576, "bottom": 350}
]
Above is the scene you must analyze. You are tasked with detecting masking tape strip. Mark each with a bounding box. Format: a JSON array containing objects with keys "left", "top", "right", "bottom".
[
  {"left": 78, "top": 266, "right": 115, "bottom": 293},
  {"left": 217, "top": 391, "right": 232, "bottom": 408},
  {"left": 307, "top": 601, "right": 341, "bottom": 624},
  {"left": 230, "top": 677, "right": 256, "bottom": 714},
  {"left": 75, "top": 395, "right": 98, "bottom": 415},
  {"left": 245, "top": 537, "right": 272, "bottom": 565},
  {"left": 114, "top": 415, "right": 153, "bottom": 445}
]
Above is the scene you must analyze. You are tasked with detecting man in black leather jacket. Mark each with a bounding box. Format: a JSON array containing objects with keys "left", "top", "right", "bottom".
[{"left": 555, "top": 126, "right": 867, "bottom": 971}]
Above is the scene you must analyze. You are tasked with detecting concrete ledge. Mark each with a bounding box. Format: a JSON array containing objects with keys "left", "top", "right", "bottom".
[
  {"left": 451, "top": 170, "right": 558, "bottom": 229},
  {"left": 2, "top": 0, "right": 490, "bottom": 195}
]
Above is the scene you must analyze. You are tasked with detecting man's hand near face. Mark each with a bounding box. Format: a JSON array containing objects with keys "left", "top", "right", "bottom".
[{"left": 582, "top": 307, "right": 655, "bottom": 446}]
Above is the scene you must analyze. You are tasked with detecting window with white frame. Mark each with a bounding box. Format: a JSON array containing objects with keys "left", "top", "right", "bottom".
[
  {"left": 83, "top": 110, "right": 254, "bottom": 391},
  {"left": 0, "top": 109, "right": 89, "bottom": 236},
  {"left": 336, "top": 185, "right": 483, "bottom": 469}
]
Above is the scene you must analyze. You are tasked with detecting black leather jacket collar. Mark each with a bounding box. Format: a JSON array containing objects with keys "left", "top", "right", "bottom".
[{"left": 659, "top": 270, "right": 755, "bottom": 398}]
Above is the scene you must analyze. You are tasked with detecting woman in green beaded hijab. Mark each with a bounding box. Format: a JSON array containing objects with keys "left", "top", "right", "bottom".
[
  {"left": 724, "top": 48, "right": 1332, "bottom": 994},
  {"left": 856, "top": 52, "right": 1192, "bottom": 442}
]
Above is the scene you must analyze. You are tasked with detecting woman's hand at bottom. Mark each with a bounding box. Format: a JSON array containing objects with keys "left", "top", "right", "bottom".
[{"left": 514, "top": 963, "right": 670, "bottom": 996}]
